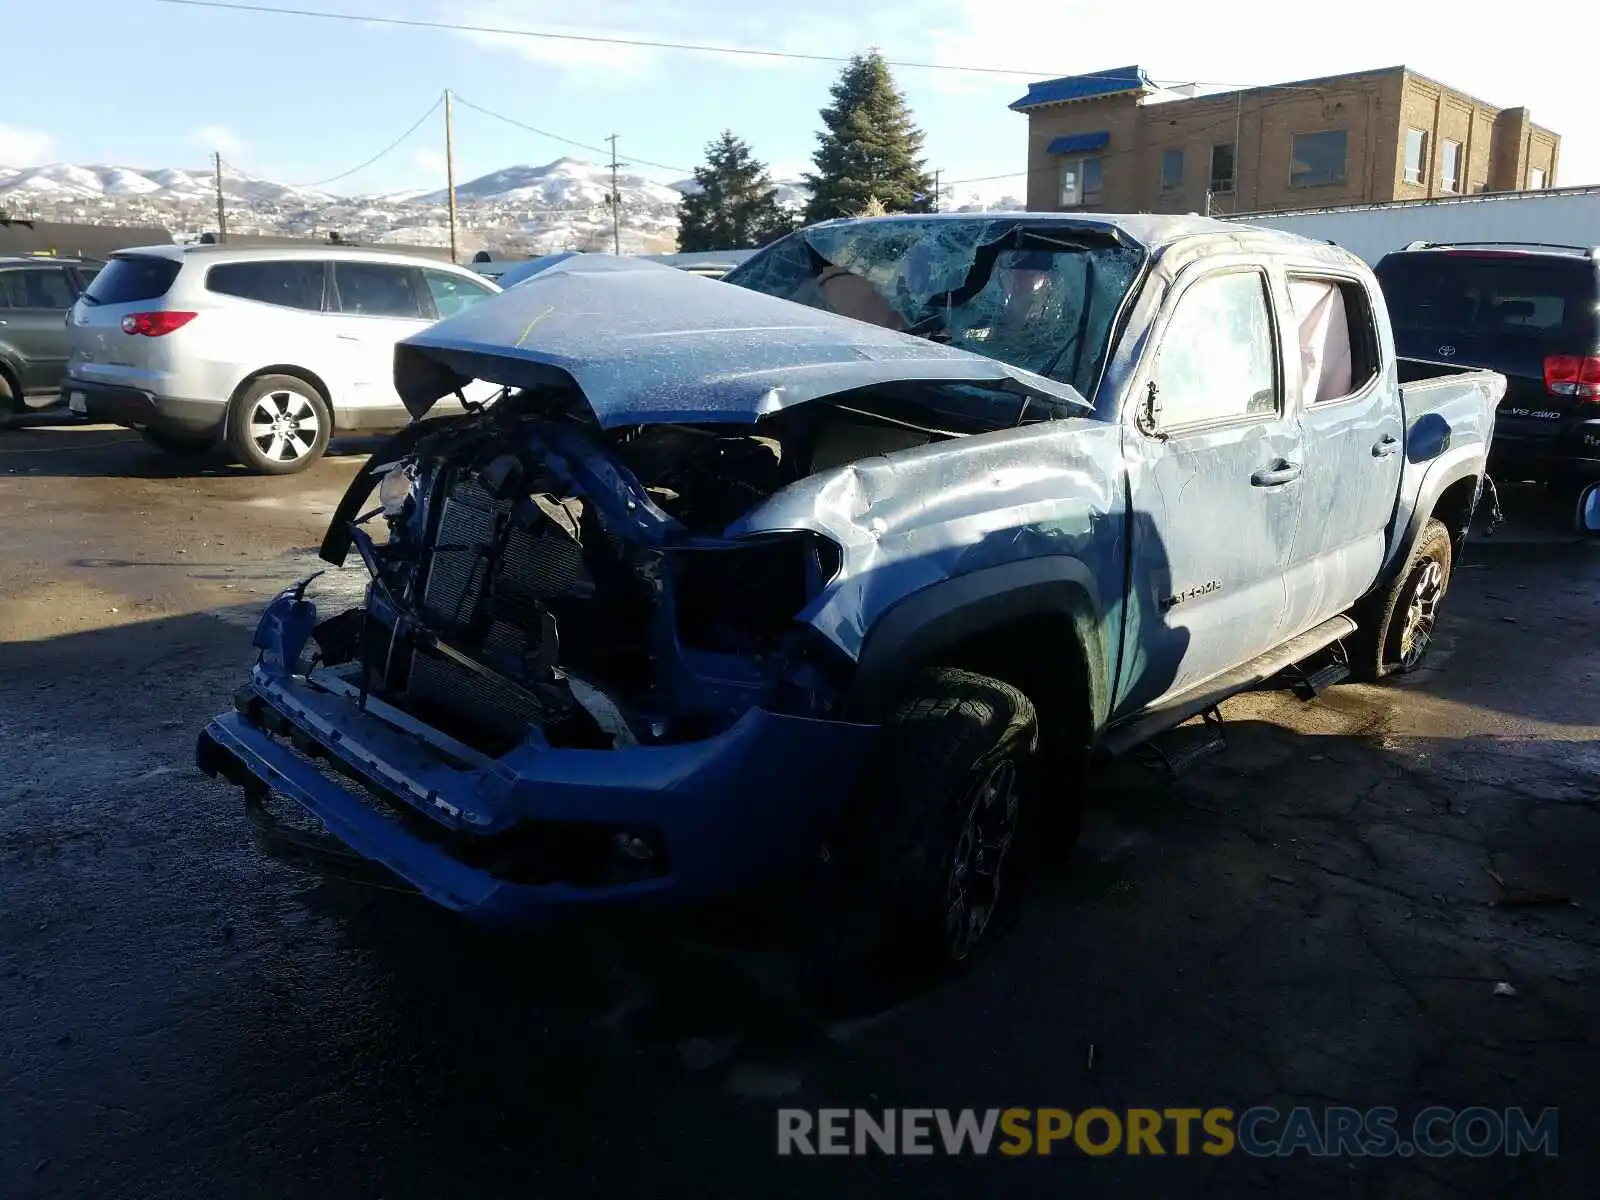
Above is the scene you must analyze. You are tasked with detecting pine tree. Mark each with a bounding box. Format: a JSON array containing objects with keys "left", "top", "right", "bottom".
[
  {"left": 804, "top": 51, "right": 935, "bottom": 223},
  {"left": 676, "top": 131, "right": 796, "bottom": 252}
]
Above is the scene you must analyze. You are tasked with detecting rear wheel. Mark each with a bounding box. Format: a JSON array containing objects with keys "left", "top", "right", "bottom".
[
  {"left": 1347, "top": 518, "right": 1454, "bottom": 681},
  {"left": 226, "top": 375, "right": 330, "bottom": 475},
  {"left": 819, "top": 669, "right": 1040, "bottom": 987}
]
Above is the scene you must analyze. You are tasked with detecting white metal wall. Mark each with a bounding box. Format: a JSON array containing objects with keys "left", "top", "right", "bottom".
[{"left": 1224, "top": 186, "right": 1600, "bottom": 265}]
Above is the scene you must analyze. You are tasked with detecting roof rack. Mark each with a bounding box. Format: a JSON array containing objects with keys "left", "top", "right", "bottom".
[{"left": 1402, "top": 239, "right": 1600, "bottom": 258}]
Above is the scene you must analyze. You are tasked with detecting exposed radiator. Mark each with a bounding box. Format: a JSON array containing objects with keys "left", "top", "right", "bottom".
[{"left": 400, "top": 470, "right": 589, "bottom": 746}]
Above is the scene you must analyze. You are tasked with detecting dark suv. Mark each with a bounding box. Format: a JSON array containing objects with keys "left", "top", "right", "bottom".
[
  {"left": 0, "top": 255, "right": 102, "bottom": 423},
  {"left": 1374, "top": 242, "right": 1600, "bottom": 492}
]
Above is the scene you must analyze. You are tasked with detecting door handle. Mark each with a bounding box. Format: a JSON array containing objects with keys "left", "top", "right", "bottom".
[
  {"left": 335, "top": 333, "right": 359, "bottom": 341},
  {"left": 1251, "top": 461, "right": 1302, "bottom": 487},
  {"left": 1372, "top": 434, "right": 1400, "bottom": 457}
]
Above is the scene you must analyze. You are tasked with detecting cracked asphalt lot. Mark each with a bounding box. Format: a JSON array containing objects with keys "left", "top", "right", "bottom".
[{"left": 2, "top": 422, "right": 1596, "bottom": 1198}]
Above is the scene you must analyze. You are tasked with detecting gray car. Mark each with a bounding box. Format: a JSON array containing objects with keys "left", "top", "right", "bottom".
[
  {"left": 0, "top": 255, "right": 101, "bottom": 424},
  {"left": 63, "top": 245, "right": 500, "bottom": 473}
]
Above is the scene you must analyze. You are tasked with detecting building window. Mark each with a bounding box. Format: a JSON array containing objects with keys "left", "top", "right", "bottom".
[
  {"left": 1290, "top": 130, "right": 1348, "bottom": 187},
  {"left": 1404, "top": 129, "right": 1428, "bottom": 185},
  {"left": 1528, "top": 166, "right": 1546, "bottom": 190},
  {"left": 1210, "top": 143, "right": 1235, "bottom": 194},
  {"left": 1161, "top": 148, "right": 1184, "bottom": 193},
  {"left": 1059, "top": 156, "right": 1103, "bottom": 208},
  {"left": 1441, "top": 139, "right": 1462, "bottom": 193}
]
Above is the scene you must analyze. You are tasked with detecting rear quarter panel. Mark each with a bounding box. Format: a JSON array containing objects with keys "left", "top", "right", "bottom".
[{"left": 1385, "top": 364, "right": 1504, "bottom": 580}]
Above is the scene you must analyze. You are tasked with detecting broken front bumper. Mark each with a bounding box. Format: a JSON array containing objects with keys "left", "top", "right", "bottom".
[{"left": 196, "top": 598, "right": 879, "bottom": 924}]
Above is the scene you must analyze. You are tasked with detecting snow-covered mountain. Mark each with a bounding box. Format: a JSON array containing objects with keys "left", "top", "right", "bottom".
[
  {"left": 0, "top": 162, "right": 332, "bottom": 205},
  {"left": 424, "top": 158, "right": 684, "bottom": 209},
  {"left": 672, "top": 175, "right": 810, "bottom": 211},
  {"left": 0, "top": 155, "right": 1019, "bottom": 256}
]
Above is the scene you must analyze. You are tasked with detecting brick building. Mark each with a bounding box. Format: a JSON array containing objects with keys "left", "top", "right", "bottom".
[{"left": 1010, "top": 65, "right": 1560, "bottom": 216}]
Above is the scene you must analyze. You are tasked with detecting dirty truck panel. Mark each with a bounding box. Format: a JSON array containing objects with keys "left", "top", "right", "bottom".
[{"left": 197, "top": 213, "right": 1503, "bottom": 968}]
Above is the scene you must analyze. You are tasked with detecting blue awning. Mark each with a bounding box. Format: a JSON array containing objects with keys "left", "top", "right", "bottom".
[
  {"left": 1010, "top": 67, "right": 1152, "bottom": 111},
  {"left": 1047, "top": 131, "right": 1110, "bottom": 156}
]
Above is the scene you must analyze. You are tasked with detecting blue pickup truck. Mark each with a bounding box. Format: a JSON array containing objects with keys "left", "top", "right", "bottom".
[{"left": 197, "top": 213, "right": 1504, "bottom": 975}]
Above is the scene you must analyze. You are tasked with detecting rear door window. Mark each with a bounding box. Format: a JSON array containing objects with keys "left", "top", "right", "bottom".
[
  {"left": 0, "top": 267, "right": 76, "bottom": 309},
  {"left": 1286, "top": 276, "right": 1382, "bottom": 403},
  {"left": 1375, "top": 254, "right": 1600, "bottom": 345},
  {"left": 421, "top": 268, "right": 496, "bottom": 319},
  {"left": 82, "top": 255, "right": 181, "bottom": 306},
  {"left": 206, "top": 260, "right": 326, "bottom": 311},
  {"left": 331, "top": 262, "right": 429, "bottom": 319}
]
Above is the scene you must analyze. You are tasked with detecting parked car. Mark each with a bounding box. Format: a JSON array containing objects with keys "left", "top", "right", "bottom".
[
  {"left": 1373, "top": 241, "right": 1600, "bottom": 493},
  {"left": 197, "top": 214, "right": 1502, "bottom": 981},
  {"left": 62, "top": 245, "right": 501, "bottom": 473},
  {"left": 0, "top": 255, "right": 102, "bottom": 424}
]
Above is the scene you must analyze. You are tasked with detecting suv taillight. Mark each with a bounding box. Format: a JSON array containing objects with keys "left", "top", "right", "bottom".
[
  {"left": 121, "top": 311, "right": 197, "bottom": 337},
  {"left": 1543, "top": 354, "right": 1600, "bottom": 400}
]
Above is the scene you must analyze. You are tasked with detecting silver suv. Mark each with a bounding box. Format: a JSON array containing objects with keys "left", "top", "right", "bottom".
[{"left": 64, "top": 245, "right": 501, "bottom": 473}]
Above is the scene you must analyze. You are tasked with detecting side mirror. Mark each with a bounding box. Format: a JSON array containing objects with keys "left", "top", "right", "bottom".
[{"left": 1576, "top": 482, "right": 1600, "bottom": 536}]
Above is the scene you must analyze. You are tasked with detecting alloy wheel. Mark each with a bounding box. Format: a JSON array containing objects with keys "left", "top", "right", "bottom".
[
  {"left": 944, "top": 757, "right": 1021, "bottom": 962},
  {"left": 249, "top": 389, "right": 320, "bottom": 464},
  {"left": 1399, "top": 558, "right": 1445, "bottom": 669}
]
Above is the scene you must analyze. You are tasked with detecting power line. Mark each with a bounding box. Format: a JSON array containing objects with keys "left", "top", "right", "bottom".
[
  {"left": 450, "top": 95, "right": 690, "bottom": 175},
  {"left": 144, "top": 0, "right": 1246, "bottom": 87},
  {"left": 289, "top": 93, "right": 443, "bottom": 187}
]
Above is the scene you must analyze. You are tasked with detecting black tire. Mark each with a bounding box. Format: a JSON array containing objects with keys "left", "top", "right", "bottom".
[
  {"left": 141, "top": 428, "right": 215, "bottom": 456},
  {"left": 822, "top": 668, "right": 1040, "bottom": 984},
  {"left": 0, "top": 370, "right": 19, "bottom": 428},
  {"left": 226, "top": 374, "right": 331, "bottom": 475},
  {"left": 1347, "top": 517, "right": 1453, "bottom": 681}
]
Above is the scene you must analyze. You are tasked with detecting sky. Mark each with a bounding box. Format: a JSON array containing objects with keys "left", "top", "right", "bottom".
[{"left": 3, "top": 0, "right": 1595, "bottom": 200}]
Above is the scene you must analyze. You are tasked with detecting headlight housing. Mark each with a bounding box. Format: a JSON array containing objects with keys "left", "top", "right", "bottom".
[{"left": 376, "top": 462, "right": 417, "bottom": 519}]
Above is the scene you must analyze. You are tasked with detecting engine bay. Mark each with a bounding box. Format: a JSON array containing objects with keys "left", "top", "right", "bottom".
[{"left": 315, "top": 385, "right": 961, "bottom": 756}]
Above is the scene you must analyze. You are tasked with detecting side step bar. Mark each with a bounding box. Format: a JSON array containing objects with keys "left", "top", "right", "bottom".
[{"left": 1099, "top": 614, "right": 1358, "bottom": 759}]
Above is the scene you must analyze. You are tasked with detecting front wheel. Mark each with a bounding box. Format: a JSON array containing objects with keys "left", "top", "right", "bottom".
[
  {"left": 226, "top": 375, "right": 331, "bottom": 475},
  {"left": 1347, "top": 517, "right": 1454, "bottom": 681},
  {"left": 0, "top": 372, "right": 19, "bottom": 428},
  {"left": 822, "top": 669, "right": 1040, "bottom": 983}
]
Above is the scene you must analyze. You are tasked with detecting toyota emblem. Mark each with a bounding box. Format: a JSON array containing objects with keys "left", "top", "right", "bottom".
[{"left": 1437, "top": 344, "right": 1457, "bottom": 358}]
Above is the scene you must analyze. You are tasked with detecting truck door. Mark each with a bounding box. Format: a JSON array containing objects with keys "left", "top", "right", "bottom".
[
  {"left": 1280, "top": 274, "right": 1403, "bottom": 635},
  {"left": 1117, "top": 265, "right": 1304, "bottom": 714}
]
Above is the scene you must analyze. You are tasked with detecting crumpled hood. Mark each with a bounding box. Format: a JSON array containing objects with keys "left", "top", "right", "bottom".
[{"left": 394, "top": 254, "right": 1089, "bottom": 425}]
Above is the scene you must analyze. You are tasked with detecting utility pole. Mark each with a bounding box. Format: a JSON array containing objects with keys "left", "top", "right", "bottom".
[
  {"left": 444, "top": 89, "right": 459, "bottom": 264},
  {"left": 213, "top": 151, "right": 228, "bottom": 243},
  {"left": 932, "top": 168, "right": 941, "bottom": 213},
  {"left": 606, "top": 134, "right": 624, "bottom": 255}
]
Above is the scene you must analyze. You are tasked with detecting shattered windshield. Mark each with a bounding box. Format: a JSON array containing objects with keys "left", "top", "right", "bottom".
[{"left": 724, "top": 218, "right": 1145, "bottom": 402}]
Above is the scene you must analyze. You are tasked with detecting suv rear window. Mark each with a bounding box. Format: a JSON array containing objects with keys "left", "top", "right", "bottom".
[
  {"left": 83, "top": 255, "right": 182, "bottom": 306},
  {"left": 1375, "top": 253, "right": 1600, "bottom": 344},
  {"left": 207, "top": 260, "right": 326, "bottom": 311}
]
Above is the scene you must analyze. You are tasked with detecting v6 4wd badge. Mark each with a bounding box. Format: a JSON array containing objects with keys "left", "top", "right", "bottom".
[{"left": 1503, "top": 407, "right": 1561, "bottom": 419}]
